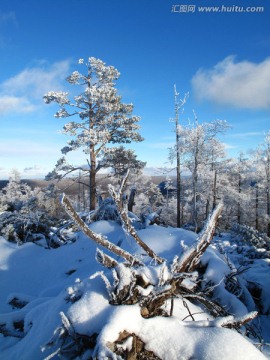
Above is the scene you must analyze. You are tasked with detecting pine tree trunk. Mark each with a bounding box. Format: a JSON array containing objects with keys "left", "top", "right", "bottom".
[
  {"left": 128, "top": 188, "right": 136, "bottom": 212},
  {"left": 88, "top": 76, "right": 96, "bottom": 212},
  {"left": 89, "top": 147, "right": 96, "bottom": 211},
  {"left": 212, "top": 170, "right": 217, "bottom": 211}
]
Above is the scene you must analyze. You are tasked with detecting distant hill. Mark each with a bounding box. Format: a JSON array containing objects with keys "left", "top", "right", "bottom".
[{"left": 0, "top": 174, "right": 170, "bottom": 197}]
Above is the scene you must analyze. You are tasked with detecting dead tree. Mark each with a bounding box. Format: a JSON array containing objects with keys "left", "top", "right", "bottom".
[
  {"left": 172, "top": 202, "right": 223, "bottom": 273},
  {"left": 59, "top": 179, "right": 259, "bottom": 359},
  {"left": 108, "top": 170, "right": 165, "bottom": 265},
  {"left": 61, "top": 194, "right": 142, "bottom": 266}
]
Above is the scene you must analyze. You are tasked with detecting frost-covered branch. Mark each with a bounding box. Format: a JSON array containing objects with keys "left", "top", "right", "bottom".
[
  {"left": 109, "top": 173, "right": 165, "bottom": 265},
  {"left": 61, "top": 194, "right": 142, "bottom": 265},
  {"left": 173, "top": 202, "right": 223, "bottom": 273},
  {"left": 182, "top": 311, "right": 258, "bottom": 329},
  {"left": 96, "top": 248, "right": 118, "bottom": 268}
]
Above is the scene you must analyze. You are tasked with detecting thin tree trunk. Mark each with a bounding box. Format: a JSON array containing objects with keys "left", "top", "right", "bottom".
[
  {"left": 267, "top": 185, "right": 270, "bottom": 236},
  {"left": 78, "top": 170, "right": 81, "bottom": 212},
  {"left": 237, "top": 172, "right": 241, "bottom": 224},
  {"left": 255, "top": 185, "right": 259, "bottom": 230},
  {"left": 193, "top": 134, "right": 199, "bottom": 233},
  {"left": 176, "top": 151, "right": 181, "bottom": 228},
  {"left": 212, "top": 170, "right": 217, "bottom": 211},
  {"left": 89, "top": 146, "right": 96, "bottom": 211},
  {"left": 174, "top": 85, "right": 182, "bottom": 228},
  {"left": 173, "top": 86, "right": 188, "bottom": 228},
  {"left": 128, "top": 188, "right": 136, "bottom": 212},
  {"left": 175, "top": 115, "right": 181, "bottom": 228},
  {"left": 82, "top": 183, "right": 86, "bottom": 211},
  {"left": 205, "top": 199, "right": 209, "bottom": 220},
  {"left": 87, "top": 74, "right": 96, "bottom": 212},
  {"left": 181, "top": 202, "right": 184, "bottom": 226},
  {"left": 193, "top": 167, "right": 198, "bottom": 233}
]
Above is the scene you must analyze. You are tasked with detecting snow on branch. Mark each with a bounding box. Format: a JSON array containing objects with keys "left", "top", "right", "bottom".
[
  {"left": 219, "top": 311, "right": 258, "bottom": 329},
  {"left": 60, "top": 194, "right": 142, "bottom": 266},
  {"left": 108, "top": 172, "right": 165, "bottom": 265},
  {"left": 173, "top": 202, "right": 223, "bottom": 273},
  {"left": 182, "top": 311, "right": 258, "bottom": 330},
  {"left": 96, "top": 248, "right": 118, "bottom": 269}
]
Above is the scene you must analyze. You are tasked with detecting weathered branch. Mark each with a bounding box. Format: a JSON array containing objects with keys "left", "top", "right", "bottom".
[
  {"left": 141, "top": 282, "right": 176, "bottom": 318},
  {"left": 173, "top": 202, "right": 223, "bottom": 273},
  {"left": 108, "top": 171, "right": 165, "bottom": 265},
  {"left": 113, "top": 331, "right": 161, "bottom": 360},
  {"left": 96, "top": 248, "right": 118, "bottom": 268},
  {"left": 220, "top": 311, "right": 258, "bottom": 329},
  {"left": 118, "top": 169, "right": 130, "bottom": 197},
  {"left": 181, "top": 292, "right": 227, "bottom": 318},
  {"left": 182, "top": 311, "right": 258, "bottom": 330},
  {"left": 61, "top": 194, "right": 142, "bottom": 266}
]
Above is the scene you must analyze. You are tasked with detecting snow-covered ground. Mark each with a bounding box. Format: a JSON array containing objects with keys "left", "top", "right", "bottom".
[{"left": 0, "top": 221, "right": 269, "bottom": 359}]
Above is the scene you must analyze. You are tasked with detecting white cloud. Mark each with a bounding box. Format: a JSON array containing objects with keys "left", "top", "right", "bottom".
[
  {"left": 0, "top": 95, "right": 35, "bottom": 114},
  {"left": 222, "top": 143, "right": 238, "bottom": 150},
  {"left": 0, "top": 140, "right": 61, "bottom": 179},
  {"left": 0, "top": 140, "right": 59, "bottom": 157},
  {"left": 0, "top": 165, "right": 49, "bottom": 180},
  {"left": 23, "top": 165, "right": 48, "bottom": 178},
  {"left": 1, "top": 60, "right": 70, "bottom": 97},
  {"left": 147, "top": 142, "right": 174, "bottom": 149},
  {"left": 192, "top": 56, "right": 270, "bottom": 109},
  {"left": 0, "top": 60, "right": 71, "bottom": 114},
  {"left": 230, "top": 131, "right": 264, "bottom": 138}
]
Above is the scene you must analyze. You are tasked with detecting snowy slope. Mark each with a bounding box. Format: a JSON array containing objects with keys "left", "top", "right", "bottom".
[{"left": 0, "top": 222, "right": 269, "bottom": 359}]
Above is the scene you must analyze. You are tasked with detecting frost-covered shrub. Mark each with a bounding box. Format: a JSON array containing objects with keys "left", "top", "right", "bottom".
[
  {"left": 0, "top": 210, "right": 48, "bottom": 245},
  {"left": 0, "top": 177, "right": 67, "bottom": 247},
  {"left": 0, "top": 178, "right": 32, "bottom": 212},
  {"left": 90, "top": 197, "right": 120, "bottom": 223},
  {"left": 231, "top": 223, "right": 270, "bottom": 259}
]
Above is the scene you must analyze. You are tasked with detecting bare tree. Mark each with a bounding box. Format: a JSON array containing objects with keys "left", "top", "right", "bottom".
[{"left": 171, "top": 85, "right": 188, "bottom": 228}]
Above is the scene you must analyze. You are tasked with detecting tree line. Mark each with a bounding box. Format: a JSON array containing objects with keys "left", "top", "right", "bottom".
[{"left": 41, "top": 56, "right": 270, "bottom": 236}]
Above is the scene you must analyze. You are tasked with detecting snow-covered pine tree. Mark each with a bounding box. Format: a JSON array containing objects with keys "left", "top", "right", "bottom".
[
  {"left": 44, "top": 57, "right": 144, "bottom": 210},
  {"left": 101, "top": 145, "right": 146, "bottom": 180}
]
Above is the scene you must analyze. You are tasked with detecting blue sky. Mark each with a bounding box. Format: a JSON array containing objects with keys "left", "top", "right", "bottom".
[{"left": 0, "top": 0, "right": 270, "bottom": 179}]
